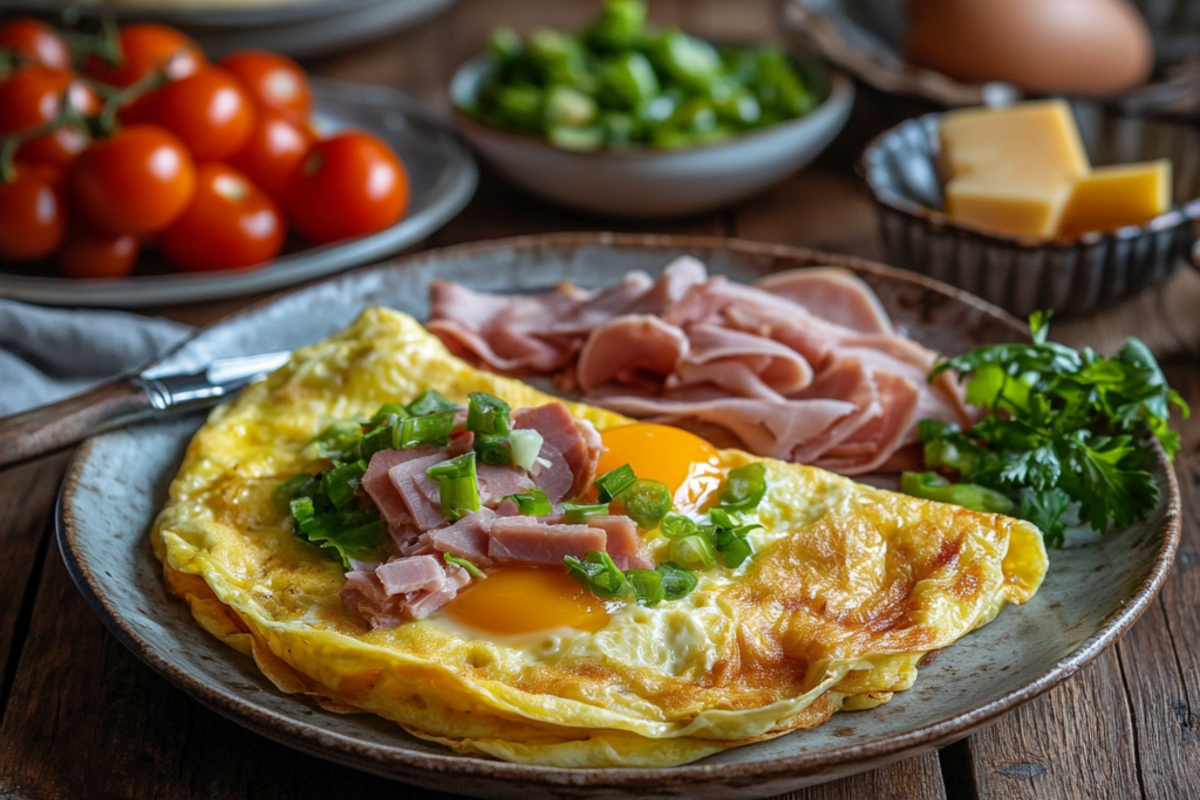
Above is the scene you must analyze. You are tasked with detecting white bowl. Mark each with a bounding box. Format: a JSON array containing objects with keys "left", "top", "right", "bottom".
[{"left": 449, "top": 55, "right": 854, "bottom": 218}]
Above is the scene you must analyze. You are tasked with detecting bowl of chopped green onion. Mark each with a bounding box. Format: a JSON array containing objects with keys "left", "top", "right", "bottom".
[{"left": 448, "top": 0, "right": 854, "bottom": 218}]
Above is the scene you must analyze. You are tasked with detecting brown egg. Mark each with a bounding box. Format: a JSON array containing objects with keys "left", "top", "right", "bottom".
[{"left": 906, "top": 0, "right": 1154, "bottom": 95}]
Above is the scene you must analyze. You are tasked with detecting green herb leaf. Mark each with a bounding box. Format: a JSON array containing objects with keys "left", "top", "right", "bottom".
[
  {"left": 301, "top": 420, "right": 363, "bottom": 463},
  {"left": 296, "top": 509, "right": 385, "bottom": 569},
  {"left": 444, "top": 552, "right": 487, "bottom": 580},
  {"left": 657, "top": 561, "right": 698, "bottom": 600},
  {"left": 626, "top": 568, "right": 665, "bottom": 606}
]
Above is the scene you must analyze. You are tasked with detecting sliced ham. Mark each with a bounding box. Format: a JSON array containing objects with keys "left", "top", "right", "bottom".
[
  {"left": 487, "top": 517, "right": 607, "bottom": 565},
  {"left": 512, "top": 403, "right": 602, "bottom": 498},
  {"left": 587, "top": 515, "right": 653, "bottom": 571},
  {"left": 363, "top": 446, "right": 440, "bottom": 544},
  {"left": 754, "top": 268, "right": 895, "bottom": 335},
  {"left": 425, "top": 510, "right": 496, "bottom": 565},
  {"left": 576, "top": 315, "right": 688, "bottom": 394},
  {"left": 407, "top": 565, "right": 472, "bottom": 619},
  {"left": 476, "top": 464, "right": 537, "bottom": 505},
  {"left": 528, "top": 442, "right": 574, "bottom": 503},
  {"left": 340, "top": 570, "right": 404, "bottom": 629},
  {"left": 341, "top": 555, "right": 474, "bottom": 628},
  {"left": 375, "top": 554, "right": 445, "bottom": 595},
  {"left": 388, "top": 453, "right": 449, "bottom": 531}
]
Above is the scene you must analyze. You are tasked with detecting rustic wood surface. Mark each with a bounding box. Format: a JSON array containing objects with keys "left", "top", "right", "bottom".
[{"left": 1, "top": 1, "right": 1198, "bottom": 798}]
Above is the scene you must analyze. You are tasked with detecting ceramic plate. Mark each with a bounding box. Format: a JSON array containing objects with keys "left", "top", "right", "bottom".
[
  {"left": 56, "top": 234, "right": 1180, "bottom": 799},
  {"left": 7, "top": 0, "right": 458, "bottom": 58},
  {"left": 0, "top": 80, "right": 477, "bottom": 308}
]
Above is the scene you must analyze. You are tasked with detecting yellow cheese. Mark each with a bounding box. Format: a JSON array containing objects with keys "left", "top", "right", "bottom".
[
  {"left": 939, "top": 100, "right": 1090, "bottom": 184},
  {"left": 945, "top": 177, "right": 1072, "bottom": 239},
  {"left": 1057, "top": 159, "right": 1171, "bottom": 237}
]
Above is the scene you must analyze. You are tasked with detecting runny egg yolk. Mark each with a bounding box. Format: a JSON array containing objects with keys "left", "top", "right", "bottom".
[
  {"left": 443, "top": 569, "right": 609, "bottom": 635},
  {"left": 596, "top": 423, "right": 723, "bottom": 511}
]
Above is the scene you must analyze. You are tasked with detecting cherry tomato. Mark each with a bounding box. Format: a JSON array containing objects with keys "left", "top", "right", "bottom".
[
  {"left": 218, "top": 50, "right": 313, "bottom": 122},
  {"left": 68, "top": 124, "right": 196, "bottom": 235},
  {"left": 145, "top": 66, "right": 255, "bottom": 162},
  {"left": 58, "top": 227, "right": 140, "bottom": 278},
  {"left": 284, "top": 131, "right": 409, "bottom": 244},
  {"left": 0, "top": 67, "right": 100, "bottom": 166},
  {"left": 158, "top": 163, "right": 283, "bottom": 272},
  {"left": 228, "top": 110, "right": 313, "bottom": 202},
  {"left": 84, "top": 23, "right": 204, "bottom": 88},
  {"left": 0, "top": 19, "right": 71, "bottom": 71},
  {"left": 0, "top": 162, "right": 65, "bottom": 261}
]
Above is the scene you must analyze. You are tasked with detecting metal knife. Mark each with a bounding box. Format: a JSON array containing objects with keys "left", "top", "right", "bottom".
[{"left": 0, "top": 351, "right": 292, "bottom": 469}]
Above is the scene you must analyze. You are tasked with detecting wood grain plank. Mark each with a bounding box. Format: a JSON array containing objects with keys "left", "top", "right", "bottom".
[{"left": 782, "top": 753, "right": 948, "bottom": 800}]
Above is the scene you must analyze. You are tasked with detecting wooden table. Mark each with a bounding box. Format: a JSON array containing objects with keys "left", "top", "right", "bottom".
[{"left": 2, "top": 1, "right": 1199, "bottom": 798}]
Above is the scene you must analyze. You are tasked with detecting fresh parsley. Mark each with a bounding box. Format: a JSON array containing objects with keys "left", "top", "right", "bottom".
[{"left": 904, "top": 312, "right": 1187, "bottom": 546}]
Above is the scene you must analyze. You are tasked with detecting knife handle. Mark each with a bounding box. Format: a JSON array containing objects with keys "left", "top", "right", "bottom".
[{"left": 0, "top": 379, "right": 153, "bottom": 469}]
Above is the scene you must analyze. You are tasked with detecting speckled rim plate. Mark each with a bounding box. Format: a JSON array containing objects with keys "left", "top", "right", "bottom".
[
  {"left": 0, "top": 79, "right": 477, "bottom": 308},
  {"left": 55, "top": 234, "right": 1180, "bottom": 799}
]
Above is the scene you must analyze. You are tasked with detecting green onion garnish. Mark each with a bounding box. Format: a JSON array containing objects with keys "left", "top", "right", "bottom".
[
  {"left": 301, "top": 419, "right": 363, "bottom": 463},
  {"left": 620, "top": 478, "right": 671, "bottom": 529},
  {"left": 719, "top": 462, "right": 767, "bottom": 512},
  {"left": 397, "top": 409, "right": 456, "bottom": 449},
  {"left": 626, "top": 568, "right": 665, "bottom": 606},
  {"left": 508, "top": 428, "right": 544, "bottom": 471},
  {"left": 594, "top": 464, "right": 637, "bottom": 502},
  {"left": 503, "top": 487, "right": 552, "bottom": 516},
  {"left": 562, "top": 501, "right": 609, "bottom": 524},
  {"left": 475, "top": 433, "right": 513, "bottom": 466},
  {"left": 321, "top": 459, "right": 367, "bottom": 510},
  {"left": 273, "top": 472, "right": 319, "bottom": 510},
  {"left": 659, "top": 513, "right": 696, "bottom": 539},
  {"left": 563, "top": 550, "right": 632, "bottom": 600},
  {"left": 426, "top": 452, "right": 481, "bottom": 521},
  {"left": 289, "top": 495, "right": 316, "bottom": 522},
  {"left": 467, "top": 391, "right": 511, "bottom": 436},
  {"left": 657, "top": 561, "right": 698, "bottom": 601},
  {"left": 713, "top": 531, "right": 753, "bottom": 568},
  {"left": 407, "top": 389, "right": 458, "bottom": 417},
  {"left": 369, "top": 403, "right": 410, "bottom": 426},
  {"left": 296, "top": 508, "right": 385, "bottom": 569},
  {"left": 357, "top": 422, "right": 397, "bottom": 462},
  {"left": 444, "top": 552, "right": 487, "bottom": 580},
  {"left": 669, "top": 534, "right": 716, "bottom": 570}
]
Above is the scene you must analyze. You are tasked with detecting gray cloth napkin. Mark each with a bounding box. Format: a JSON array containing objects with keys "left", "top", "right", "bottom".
[{"left": 0, "top": 298, "right": 195, "bottom": 417}]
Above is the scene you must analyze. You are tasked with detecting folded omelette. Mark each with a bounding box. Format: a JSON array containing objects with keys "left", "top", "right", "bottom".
[{"left": 152, "top": 307, "right": 1048, "bottom": 768}]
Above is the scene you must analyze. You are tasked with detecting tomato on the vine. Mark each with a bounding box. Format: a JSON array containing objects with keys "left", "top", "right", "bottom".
[
  {"left": 0, "top": 19, "right": 71, "bottom": 71},
  {"left": 228, "top": 110, "right": 312, "bottom": 202},
  {"left": 158, "top": 163, "right": 283, "bottom": 271},
  {"left": 0, "top": 162, "right": 66, "bottom": 261},
  {"left": 218, "top": 50, "right": 313, "bottom": 122},
  {"left": 284, "top": 131, "right": 409, "bottom": 244},
  {"left": 144, "top": 66, "right": 255, "bottom": 162},
  {"left": 84, "top": 23, "right": 205, "bottom": 88},
  {"left": 68, "top": 124, "right": 196, "bottom": 235},
  {"left": 58, "top": 227, "right": 140, "bottom": 278},
  {"left": 0, "top": 67, "right": 100, "bottom": 166}
]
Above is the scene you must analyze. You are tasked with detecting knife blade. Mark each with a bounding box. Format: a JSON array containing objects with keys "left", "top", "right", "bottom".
[{"left": 0, "top": 350, "right": 292, "bottom": 469}]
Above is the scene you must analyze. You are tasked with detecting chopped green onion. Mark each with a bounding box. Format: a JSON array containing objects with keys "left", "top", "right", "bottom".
[
  {"left": 719, "top": 462, "right": 767, "bottom": 512},
  {"left": 297, "top": 508, "right": 385, "bottom": 569},
  {"left": 659, "top": 513, "right": 697, "bottom": 539},
  {"left": 369, "top": 403, "right": 410, "bottom": 426},
  {"left": 621, "top": 478, "right": 672, "bottom": 529},
  {"left": 563, "top": 501, "right": 610, "bottom": 524},
  {"left": 289, "top": 495, "right": 316, "bottom": 522},
  {"left": 467, "top": 391, "right": 511, "bottom": 436},
  {"left": 901, "top": 471, "right": 1015, "bottom": 515},
  {"left": 626, "top": 568, "right": 665, "bottom": 606},
  {"left": 475, "top": 433, "right": 513, "bottom": 466},
  {"left": 563, "top": 550, "right": 632, "bottom": 600},
  {"left": 397, "top": 409, "right": 456, "bottom": 449},
  {"left": 444, "top": 552, "right": 487, "bottom": 580},
  {"left": 713, "top": 532, "right": 753, "bottom": 568},
  {"left": 508, "top": 428, "right": 544, "bottom": 471},
  {"left": 321, "top": 459, "right": 367, "bottom": 510},
  {"left": 301, "top": 420, "right": 363, "bottom": 463},
  {"left": 504, "top": 487, "right": 552, "bottom": 516},
  {"left": 669, "top": 534, "right": 716, "bottom": 570},
  {"left": 407, "top": 389, "right": 458, "bottom": 417},
  {"left": 357, "top": 423, "right": 396, "bottom": 462},
  {"left": 594, "top": 464, "right": 637, "bottom": 502},
  {"left": 657, "top": 561, "right": 698, "bottom": 600},
  {"left": 273, "top": 472, "right": 319, "bottom": 510},
  {"left": 427, "top": 453, "right": 481, "bottom": 521}
]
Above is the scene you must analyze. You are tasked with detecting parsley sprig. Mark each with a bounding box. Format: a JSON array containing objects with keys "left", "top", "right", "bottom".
[{"left": 904, "top": 312, "right": 1188, "bottom": 546}]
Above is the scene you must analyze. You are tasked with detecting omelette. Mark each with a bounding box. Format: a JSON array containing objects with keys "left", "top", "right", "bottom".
[{"left": 152, "top": 307, "right": 1048, "bottom": 768}]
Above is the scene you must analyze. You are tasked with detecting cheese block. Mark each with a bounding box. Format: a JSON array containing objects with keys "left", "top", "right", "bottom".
[
  {"left": 1058, "top": 160, "right": 1171, "bottom": 237},
  {"left": 939, "top": 100, "right": 1090, "bottom": 184},
  {"left": 945, "top": 177, "right": 1073, "bottom": 239}
]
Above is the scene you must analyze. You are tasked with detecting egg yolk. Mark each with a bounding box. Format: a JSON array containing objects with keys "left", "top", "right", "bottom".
[
  {"left": 596, "top": 423, "right": 722, "bottom": 510},
  {"left": 443, "top": 568, "right": 609, "bottom": 635}
]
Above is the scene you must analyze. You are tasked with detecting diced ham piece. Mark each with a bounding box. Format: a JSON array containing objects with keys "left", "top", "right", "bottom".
[
  {"left": 407, "top": 565, "right": 472, "bottom": 619},
  {"left": 341, "top": 555, "right": 474, "bottom": 628},
  {"left": 363, "top": 446, "right": 440, "bottom": 544},
  {"left": 512, "top": 403, "right": 602, "bottom": 498},
  {"left": 388, "top": 453, "right": 449, "bottom": 531},
  {"left": 486, "top": 517, "right": 607, "bottom": 565},
  {"left": 586, "top": 515, "right": 653, "bottom": 571},
  {"left": 375, "top": 554, "right": 445, "bottom": 595},
  {"left": 527, "top": 442, "right": 574, "bottom": 504},
  {"left": 340, "top": 570, "right": 404, "bottom": 629},
  {"left": 424, "top": 511, "right": 496, "bottom": 566},
  {"left": 476, "top": 464, "right": 537, "bottom": 505}
]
